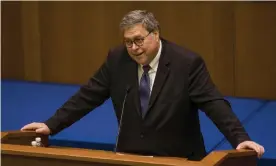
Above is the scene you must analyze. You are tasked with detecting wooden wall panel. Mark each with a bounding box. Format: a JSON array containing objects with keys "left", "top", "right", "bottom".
[
  {"left": 37, "top": 1, "right": 231, "bottom": 87},
  {"left": 235, "top": 2, "right": 276, "bottom": 99},
  {"left": 21, "top": 2, "right": 42, "bottom": 81},
  {"left": 2, "top": 1, "right": 276, "bottom": 99},
  {"left": 39, "top": 2, "right": 81, "bottom": 84},
  {"left": 38, "top": 2, "right": 137, "bottom": 84},
  {"left": 1, "top": 2, "right": 25, "bottom": 80},
  {"left": 151, "top": 2, "right": 215, "bottom": 70},
  {"left": 211, "top": 2, "right": 235, "bottom": 96}
]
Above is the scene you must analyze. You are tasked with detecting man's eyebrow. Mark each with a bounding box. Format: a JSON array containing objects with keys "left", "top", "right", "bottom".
[{"left": 124, "top": 35, "right": 144, "bottom": 40}]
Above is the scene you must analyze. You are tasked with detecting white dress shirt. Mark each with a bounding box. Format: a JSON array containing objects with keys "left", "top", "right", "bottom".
[{"left": 138, "top": 40, "right": 162, "bottom": 94}]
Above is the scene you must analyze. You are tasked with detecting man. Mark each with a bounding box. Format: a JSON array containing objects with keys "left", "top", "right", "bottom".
[{"left": 21, "top": 10, "right": 264, "bottom": 160}]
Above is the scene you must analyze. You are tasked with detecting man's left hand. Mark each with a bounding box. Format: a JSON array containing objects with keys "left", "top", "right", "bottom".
[{"left": 236, "top": 141, "right": 265, "bottom": 158}]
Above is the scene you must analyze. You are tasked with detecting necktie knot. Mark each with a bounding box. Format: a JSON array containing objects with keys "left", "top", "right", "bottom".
[{"left": 143, "top": 65, "right": 151, "bottom": 73}]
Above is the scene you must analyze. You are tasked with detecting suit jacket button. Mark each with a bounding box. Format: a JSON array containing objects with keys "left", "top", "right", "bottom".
[{"left": 140, "top": 134, "right": 144, "bottom": 138}]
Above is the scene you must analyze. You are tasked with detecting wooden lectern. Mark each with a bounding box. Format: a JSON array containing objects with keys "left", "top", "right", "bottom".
[{"left": 1, "top": 131, "right": 257, "bottom": 166}]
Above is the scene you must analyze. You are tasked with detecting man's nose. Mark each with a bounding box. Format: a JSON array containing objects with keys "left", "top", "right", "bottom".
[{"left": 131, "top": 42, "right": 139, "bottom": 50}]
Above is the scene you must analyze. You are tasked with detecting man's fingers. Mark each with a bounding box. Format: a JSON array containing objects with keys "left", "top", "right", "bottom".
[
  {"left": 236, "top": 143, "right": 245, "bottom": 150},
  {"left": 21, "top": 122, "right": 42, "bottom": 131},
  {"left": 257, "top": 145, "right": 265, "bottom": 158},
  {"left": 252, "top": 144, "right": 261, "bottom": 157},
  {"left": 236, "top": 141, "right": 265, "bottom": 158},
  {"left": 251, "top": 144, "right": 261, "bottom": 157},
  {"left": 261, "top": 146, "right": 265, "bottom": 154},
  {"left": 21, "top": 122, "right": 50, "bottom": 135},
  {"left": 35, "top": 128, "right": 47, "bottom": 134},
  {"left": 251, "top": 143, "right": 264, "bottom": 158},
  {"left": 21, "top": 123, "right": 36, "bottom": 130}
]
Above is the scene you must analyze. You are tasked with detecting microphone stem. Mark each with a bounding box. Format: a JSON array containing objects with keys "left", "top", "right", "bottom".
[{"left": 114, "top": 88, "right": 130, "bottom": 153}]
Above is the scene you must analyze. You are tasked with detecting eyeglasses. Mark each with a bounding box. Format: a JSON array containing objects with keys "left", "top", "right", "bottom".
[{"left": 124, "top": 32, "right": 152, "bottom": 48}]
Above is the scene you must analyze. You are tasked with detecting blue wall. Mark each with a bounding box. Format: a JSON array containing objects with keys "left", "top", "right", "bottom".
[{"left": 1, "top": 80, "right": 275, "bottom": 164}]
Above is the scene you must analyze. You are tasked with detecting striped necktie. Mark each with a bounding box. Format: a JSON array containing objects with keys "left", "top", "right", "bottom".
[{"left": 139, "top": 65, "right": 151, "bottom": 118}]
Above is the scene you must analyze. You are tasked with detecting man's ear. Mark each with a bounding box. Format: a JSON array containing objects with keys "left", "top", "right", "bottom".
[{"left": 152, "top": 30, "right": 160, "bottom": 41}]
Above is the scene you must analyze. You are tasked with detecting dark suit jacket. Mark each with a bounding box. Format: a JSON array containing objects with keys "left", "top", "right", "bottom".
[{"left": 45, "top": 38, "right": 250, "bottom": 160}]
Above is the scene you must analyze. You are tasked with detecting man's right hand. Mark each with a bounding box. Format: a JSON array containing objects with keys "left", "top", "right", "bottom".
[{"left": 21, "top": 122, "right": 51, "bottom": 135}]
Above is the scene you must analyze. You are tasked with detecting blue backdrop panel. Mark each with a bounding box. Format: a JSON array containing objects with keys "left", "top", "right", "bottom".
[
  {"left": 199, "top": 97, "right": 265, "bottom": 153},
  {"left": 1, "top": 80, "right": 275, "bottom": 160},
  {"left": 1, "top": 80, "right": 118, "bottom": 144},
  {"left": 216, "top": 101, "right": 276, "bottom": 159}
]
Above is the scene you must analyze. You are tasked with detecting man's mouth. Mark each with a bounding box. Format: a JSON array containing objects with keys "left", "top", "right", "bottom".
[{"left": 134, "top": 52, "right": 143, "bottom": 57}]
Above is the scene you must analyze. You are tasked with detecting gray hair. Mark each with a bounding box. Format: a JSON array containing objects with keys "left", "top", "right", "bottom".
[{"left": 119, "top": 10, "right": 160, "bottom": 33}]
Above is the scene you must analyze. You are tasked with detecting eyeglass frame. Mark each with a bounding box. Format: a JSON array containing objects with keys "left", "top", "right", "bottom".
[{"left": 123, "top": 31, "right": 152, "bottom": 48}]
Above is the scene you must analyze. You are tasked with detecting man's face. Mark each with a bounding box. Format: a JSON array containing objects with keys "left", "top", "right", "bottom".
[{"left": 123, "top": 24, "right": 160, "bottom": 65}]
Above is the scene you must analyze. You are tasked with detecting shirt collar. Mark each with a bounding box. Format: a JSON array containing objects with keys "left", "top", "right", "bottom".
[{"left": 140, "top": 40, "right": 162, "bottom": 72}]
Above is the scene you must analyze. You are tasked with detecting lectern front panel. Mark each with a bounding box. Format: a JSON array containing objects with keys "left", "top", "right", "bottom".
[{"left": 2, "top": 154, "right": 123, "bottom": 166}]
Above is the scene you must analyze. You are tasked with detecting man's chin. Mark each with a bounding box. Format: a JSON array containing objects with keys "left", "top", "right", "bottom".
[
  {"left": 132, "top": 56, "right": 145, "bottom": 64},
  {"left": 136, "top": 60, "right": 147, "bottom": 65}
]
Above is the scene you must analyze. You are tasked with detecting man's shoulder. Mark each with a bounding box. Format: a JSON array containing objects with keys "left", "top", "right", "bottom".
[
  {"left": 109, "top": 44, "right": 127, "bottom": 57},
  {"left": 162, "top": 38, "right": 202, "bottom": 62},
  {"left": 105, "top": 44, "right": 132, "bottom": 67}
]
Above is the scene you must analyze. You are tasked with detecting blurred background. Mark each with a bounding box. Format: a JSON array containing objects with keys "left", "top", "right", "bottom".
[{"left": 1, "top": 1, "right": 276, "bottom": 165}]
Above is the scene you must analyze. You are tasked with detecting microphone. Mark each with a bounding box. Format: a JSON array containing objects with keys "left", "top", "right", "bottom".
[{"left": 114, "top": 85, "right": 131, "bottom": 153}]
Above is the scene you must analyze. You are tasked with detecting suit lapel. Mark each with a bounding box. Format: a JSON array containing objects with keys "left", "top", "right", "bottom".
[
  {"left": 146, "top": 41, "right": 170, "bottom": 116},
  {"left": 124, "top": 56, "right": 141, "bottom": 117}
]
